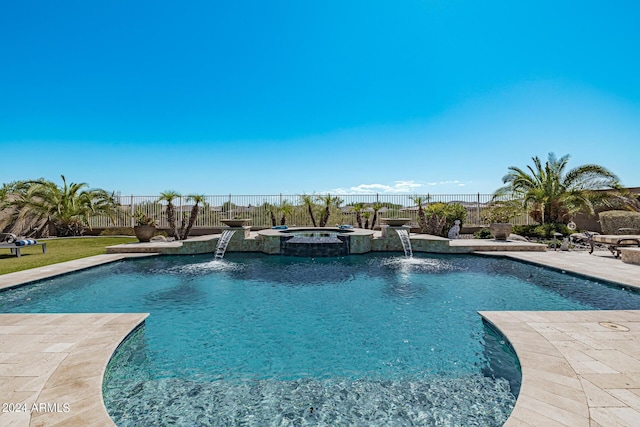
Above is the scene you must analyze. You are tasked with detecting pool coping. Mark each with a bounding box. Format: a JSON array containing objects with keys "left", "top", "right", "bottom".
[{"left": 1, "top": 251, "right": 639, "bottom": 426}]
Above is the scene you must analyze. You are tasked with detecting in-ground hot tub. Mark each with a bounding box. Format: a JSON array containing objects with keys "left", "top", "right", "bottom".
[{"left": 280, "top": 228, "right": 353, "bottom": 256}]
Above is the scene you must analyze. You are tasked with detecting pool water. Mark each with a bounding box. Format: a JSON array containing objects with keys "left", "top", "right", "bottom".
[{"left": 2, "top": 253, "right": 639, "bottom": 426}]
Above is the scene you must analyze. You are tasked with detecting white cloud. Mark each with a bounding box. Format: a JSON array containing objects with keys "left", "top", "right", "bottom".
[
  {"left": 322, "top": 180, "right": 422, "bottom": 195},
  {"left": 320, "top": 179, "right": 469, "bottom": 195}
]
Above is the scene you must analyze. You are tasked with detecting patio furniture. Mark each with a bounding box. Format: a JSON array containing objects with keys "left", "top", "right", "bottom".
[
  {"left": 0, "top": 239, "right": 47, "bottom": 257},
  {"left": 589, "top": 233, "right": 640, "bottom": 258}
]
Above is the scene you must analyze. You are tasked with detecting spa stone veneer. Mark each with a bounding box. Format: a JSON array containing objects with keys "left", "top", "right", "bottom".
[
  {"left": 259, "top": 228, "right": 375, "bottom": 256},
  {"left": 106, "top": 226, "right": 546, "bottom": 256}
]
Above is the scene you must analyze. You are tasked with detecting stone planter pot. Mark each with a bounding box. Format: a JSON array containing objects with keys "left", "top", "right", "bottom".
[
  {"left": 489, "top": 223, "right": 512, "bottom": 240},
  {"left": 221, "top": 219, "right": 252, "bottom": 227},
  {"left": 134, "top": 225, "right": 156, "bottom": 242}
]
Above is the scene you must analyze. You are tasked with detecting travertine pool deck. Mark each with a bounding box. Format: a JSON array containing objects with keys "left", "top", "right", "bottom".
[
  {"left": 0, "top": 249, "right": 639, "bottom": 426},
  {"left": 0, "top": 313, "right": 148, "bottom": 427}
]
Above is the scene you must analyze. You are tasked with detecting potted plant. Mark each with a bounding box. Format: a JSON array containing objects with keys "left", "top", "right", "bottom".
[
  {"left": 482, "top": 200, "right": 521, "bottom": 240},
  {"left": 133, "top": 211, "right": 157, "bottom": 242}
]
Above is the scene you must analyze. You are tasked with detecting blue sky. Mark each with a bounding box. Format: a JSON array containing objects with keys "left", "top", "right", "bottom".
[{"left": 1, "top": 1, "right": 639, "bottom": 196}]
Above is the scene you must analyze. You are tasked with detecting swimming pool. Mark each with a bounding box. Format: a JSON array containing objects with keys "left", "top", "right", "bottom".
[{"left": 1, "top": 253, "right": 639, "bottom": 426}]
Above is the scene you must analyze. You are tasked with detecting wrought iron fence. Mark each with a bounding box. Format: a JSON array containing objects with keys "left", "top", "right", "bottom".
[{"left": 90, "top": 193, "right": 533, "bottom": 229}]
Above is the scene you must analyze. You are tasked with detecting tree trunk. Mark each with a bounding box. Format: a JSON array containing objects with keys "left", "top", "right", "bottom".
[
  {"left": 370, "top": 210, "right": 379, "bottom": 229},
  {"left": 307, "top": 205, "right": 317, "bottom": 227},
  {"left": 181, "top": 204, "right": 200, "bottom": 240},
  {"left": 167, "top": 203, "right": 179, "bottom": 239},
  {"left": 418, "top": 206, "right": 427, "bottom": 233}
]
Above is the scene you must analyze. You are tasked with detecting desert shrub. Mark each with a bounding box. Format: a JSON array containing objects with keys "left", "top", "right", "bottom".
[
  {"left": 54, "top": 219, "right": 85, "bottom": 237},
  {"left": 512, "top": 223, "right": 571, "bottom": 238},
  {"left": 481, "top": 200, "right": 523, "bottom": 224},
  {"left": 511, "top": 225, "right": 538, "bottom": 237},
  {"left": 100, "top": 227, "right": 135, "bottom": 236},
  {"left": 474, "top": 228, "right": 492, "bottom": 239},
  {"left": 598, "top": 210, "right": 640, "bottom": 235},
  {"left": 425, "top": 203, "right": 468, "bottom": 237}
]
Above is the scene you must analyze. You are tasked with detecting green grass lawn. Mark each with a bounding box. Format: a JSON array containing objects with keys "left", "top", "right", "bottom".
[{"left": 0, "top": 237, "right": 137, "bottom": 275}]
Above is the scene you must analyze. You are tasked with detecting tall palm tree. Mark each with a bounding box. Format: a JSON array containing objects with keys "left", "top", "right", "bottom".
[
  {"left": 4, "top": 175, "right": 118, "bottom": 237},
  {"left": 180, "top": 194, "right": 205, "bottom": 240},
  {"left": 300, "top": 194, "right": 317, "bottom": 227},
  {"left": 494, "top": 153, "right": 622, "bottom": 224},
  {"left": 409, "top": 196, "right": 428, "bottom": 233},
  {"left": 159, "top": 190, "right": 181, "bottom": 239},
  {"left": 351, "top": 202, "right": 366, "bottom": 228}
]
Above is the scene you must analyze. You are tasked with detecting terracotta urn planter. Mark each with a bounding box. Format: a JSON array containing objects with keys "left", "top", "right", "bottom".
[
  {"left": 489, "top": 223, "right": 512, "bottom": 240},
  {"left": 134, "top": 225, "right": 156, "bottom": 242},
  {"left": 221, "top": 219, "right": 252, "bottom": 227}
]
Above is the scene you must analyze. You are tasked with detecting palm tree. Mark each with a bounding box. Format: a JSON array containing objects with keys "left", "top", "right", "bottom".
[
  {"left": 3, "top": 175, "right": 118, "bottom": 237},
  {"left": 180, "top": 195, "right": 205, "bottom": 240},
  {"left": 362, "top": 211, "right": 371, "bottom": 229},
  {"left": 370, "top": 202, "right": 384, "bottom": 230},
  {"left": 494, "top": 153, "right": 622, "bottom": 224},
  {"left": 351, "top": 202, "right": 366, "bottom": 228},
  {"left": 262, "top": 202, "right": 278, "bottom": 227},
  {"left": 409, "top": 196, "right": 428, "bottom": 233},
  {"left": 300, "top": 194, "right": 317, "bottom": 227},
  {"left": 159, "top": 190, "right": 181, "bottom": 239},
  {"left": 317, "top": 195, "right": 344, "bottom": 227},
  {"left": 279, "top": 200, "right": 294, "bottom": 225}
]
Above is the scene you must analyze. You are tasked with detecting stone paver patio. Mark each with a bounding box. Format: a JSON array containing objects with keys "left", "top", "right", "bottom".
[{"left": 0, "top": 243, "right": 639, "bottom": 426}]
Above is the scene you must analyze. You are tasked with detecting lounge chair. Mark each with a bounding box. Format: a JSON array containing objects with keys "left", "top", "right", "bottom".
[
  {"left": 0, "top": 234, "right": 47, "bottom": 257},
  {"left": 586, "top": 231, "right": 640, "bottom": 258}
]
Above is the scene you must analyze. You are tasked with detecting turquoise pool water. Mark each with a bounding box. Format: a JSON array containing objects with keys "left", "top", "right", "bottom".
[{"left": 1, "top": 253, "right": 639, "bottom": 426}]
